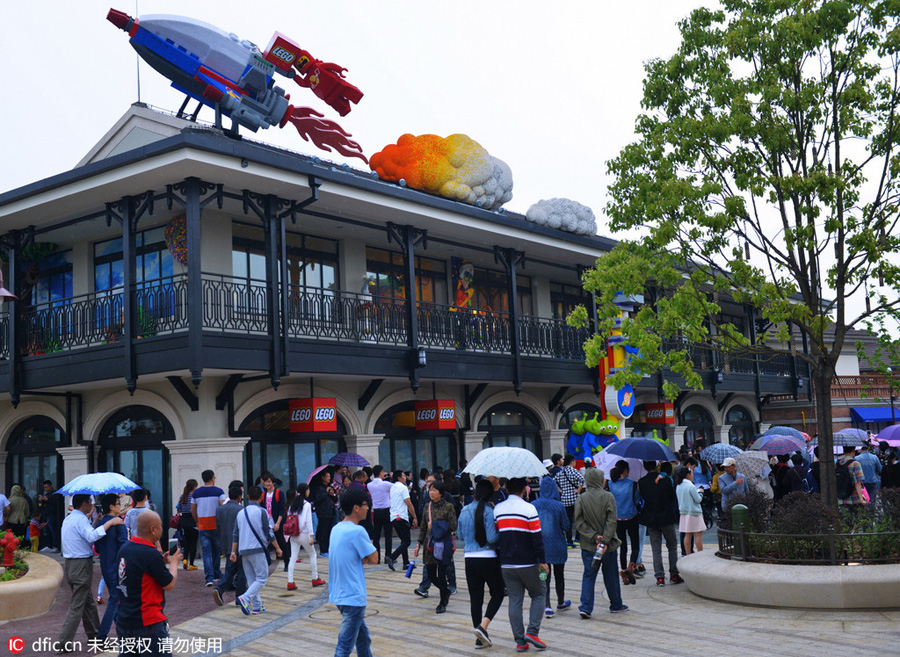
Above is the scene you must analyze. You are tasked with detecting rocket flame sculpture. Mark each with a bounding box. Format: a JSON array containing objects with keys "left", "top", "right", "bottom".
[{"left": 107, "top": 9, "right": 367, "bottom": 163}]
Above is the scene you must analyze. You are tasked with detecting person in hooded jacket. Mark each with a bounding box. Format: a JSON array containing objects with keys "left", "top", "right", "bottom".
[
  {"left": 573, "top": 467, "right": 627, "bottom": 617},
  {"left": 7, "top": 485, "right": 31, "bottom": 538},
  {"left": 532, "top": 475, "right": 571, "bottom": 618}
]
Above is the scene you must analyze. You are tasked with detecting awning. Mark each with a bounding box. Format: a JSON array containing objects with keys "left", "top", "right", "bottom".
[{"left": 850, "top": 407, "right": 900, "bottom": 423}]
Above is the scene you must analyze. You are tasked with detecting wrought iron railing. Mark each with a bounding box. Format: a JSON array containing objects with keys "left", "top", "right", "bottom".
[
  {"left": 202, "top": 273, "right": 269, "bottom": 334},
  {"left": 286, "top": 285, "right": 407, "bottom": 345},
  {"left": 519, "top": 316, "right": 590, "bottom": 359},
  {"left": 134, "top": 276, "right": 189, "bottom": 337},
  {"left": 717, "top": 527, "right": 900, "bottom": 565},
  {"left": 417, "top": 304, "right": 511, "bottom": 353}
]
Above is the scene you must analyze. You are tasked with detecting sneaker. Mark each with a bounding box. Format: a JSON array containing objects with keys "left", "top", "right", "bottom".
[
  {"left": 213, "top": 590, "right": 223, "bottom": 606},
  {"left": 473, "top": 626, "right": 491, "bottom": 647},
  {"left": 385, "top": 556, "right": 395, "bottom": 571},
  {"left": 610, "top": 605, "right": 629, "bottom": 614},
  {"left": 287, "top": 582, "right": 298, "bottom": 591},
  {"left": 635, "top": 563, "right": 646, "bottom": 578},
  {"left": 656, "top": 578, "right": 666, "bottom": 587},
  {"left": 475, "top": 638, "right": 486, "bottom": 649},
  {"left": 312, "top": 579, "right": 326, "bottom": 587},
  {"left": 435, "top": 604, "right": 447, "bottom": 614},
  {"left": 319, "top": 553, "right": 329, "bottom": 558},
  {"left": 238, "top": 596, "right": 250, "bottom": 616},
  {"left": 544, "top": 607, "right": 555, "bottom": 618},
  {"left": 579, "top": 611, "right": 591, "bottom": 619},
  {"left": 40, "top": 547, "right": 52, "bottom": 552},
  {"left": 251, "top": 605, "right": 266, "bottom": 615},
  {"left": 670, "top": 574, "right": 685, "bottom": 585},
  {"left": 187, "top": 565, "right": 198, "bottom": 571},
  {"left": 566, "top": 543, "right": 576, "bottom": 549},
  {"left": 97, "top": 596, "right": 103, "bottom": 604},
  {"left": 556, "top": 600, "right": 571, "bottom": 611},
  {"left": 182, "top": 559, "right": 188, "bottom": 569},
  {"left": 516, "top": 644, "right": 529, "bottom": 653},
  {"left": 524, "top": 634, "right": 547, "bottom": 651},
  {"left": 573, "top": 540, "right": 581, "bottom": 546},
  {"left": 413, "top": 588, "right": 429, "bottom": 598},
  {"left": 205, "top": 581, "right": 214, "bottom": 587},
  {"left": 448, "top": 586, "right": 457, "bottom": 595}
]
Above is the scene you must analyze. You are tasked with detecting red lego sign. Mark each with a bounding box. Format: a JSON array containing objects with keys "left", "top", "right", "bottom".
[
  {"left": 644, "top": 403, "right": 675, "bottom": 425},
  {"left": 290, "top": 398, "right": 337, "bottom": 432},
  {"left": 414, "top": 400, "right": 456, "bottom": 431}
]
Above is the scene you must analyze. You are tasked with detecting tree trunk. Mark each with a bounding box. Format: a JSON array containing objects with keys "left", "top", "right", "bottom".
[{"left": 813, "top": 360, "right": 837, "bottom": 510}]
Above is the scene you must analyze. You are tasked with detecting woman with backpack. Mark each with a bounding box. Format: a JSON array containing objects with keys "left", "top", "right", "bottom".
[
  {"left": 608, "top": 460, "right": 641, "bottom": 585},
  {"left": 285, "top": 483, "right": 325, "bottom": 590}
]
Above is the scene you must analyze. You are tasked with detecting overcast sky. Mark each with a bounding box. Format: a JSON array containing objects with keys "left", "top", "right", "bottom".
[{"left": 1, "top": 0, "right": 704, "bottom": 223}]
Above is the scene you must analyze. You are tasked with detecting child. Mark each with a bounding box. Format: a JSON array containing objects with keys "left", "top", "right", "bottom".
[{"left": 29, "top": 512, "right": 44, "bottom": 553}]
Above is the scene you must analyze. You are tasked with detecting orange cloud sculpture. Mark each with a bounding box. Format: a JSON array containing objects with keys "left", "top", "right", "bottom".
[{"left": 370, "top": 134, "right": 513, "bottom": 210}]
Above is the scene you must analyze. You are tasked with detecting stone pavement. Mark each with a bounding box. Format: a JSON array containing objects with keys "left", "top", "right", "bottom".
[{"left": 5, "top": 539, "right": 899, "bottom": 657}]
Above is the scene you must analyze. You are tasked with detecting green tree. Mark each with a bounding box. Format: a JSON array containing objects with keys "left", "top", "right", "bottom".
[{"left": 574, "top": 0, "right": 900, "bottom": 508}]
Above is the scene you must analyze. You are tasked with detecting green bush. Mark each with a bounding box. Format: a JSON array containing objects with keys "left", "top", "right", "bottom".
[
  {"left": 720, "top": 486, "right": 772, "bottom": 532},
  {"left": 769, "top": 492, "right": 838, "bottom": 535}
]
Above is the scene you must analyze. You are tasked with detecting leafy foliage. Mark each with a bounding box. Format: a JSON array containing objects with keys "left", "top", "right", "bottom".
[
  {"left": 720, "top": 486, "right": 773, "bottom": 531},
  {"left": 573, "top": 0, "right": 900, "bottom": 507},
  {"left": 769, "top": 492, "right": 839, "bottom": 534}
]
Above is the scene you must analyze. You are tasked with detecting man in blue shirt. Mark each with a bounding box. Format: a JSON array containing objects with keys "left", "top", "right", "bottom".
[
  {"left": 718, "top": 458, "right": 748, "bottom": 509},
  {"left": 56, "top": 494, "right": 124, "bottom": 652},
  {"left": 329, "top": 488, "right": 378, "bottom": 657},
  {"left": 855, "top": 444, "right": 883, "bottom": 500}
]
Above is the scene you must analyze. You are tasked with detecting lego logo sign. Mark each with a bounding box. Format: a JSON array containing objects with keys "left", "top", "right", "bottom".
[
  {"left": 415, "top": 400, "right": 455, "bottom": 430},
  {"left": 290, "top": 398, "right": 337, "bottom": 432},
  {"left": 644, "top": 403, "right": 675, "bottom": 425}
]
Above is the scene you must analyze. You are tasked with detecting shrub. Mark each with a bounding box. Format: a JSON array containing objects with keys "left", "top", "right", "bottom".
[
  {"left": 720, "top": 486, "right": 772, "bottom": 532},
  {"left": 769, "top": 492, "right": 838, "bottom": 535}
]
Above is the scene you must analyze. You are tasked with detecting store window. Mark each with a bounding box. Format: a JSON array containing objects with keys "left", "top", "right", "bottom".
[
  {"left": 681, "top": 404, "right": 714, "bottom": 448},
  {"left": 241, "top": 400, "right": 345, "bottom": 491},
  {"left": 5, "top": 416, "right": 64, "bottom": 504},
  {"left": 374, "top": 401, "right": 454, "bottom": 474},
  {"left": 478, "top": 403, "right": 541, "bottom": 457},
  {"left": 726, "top": 406, "right": 755, "bottom": 449},
  {"left": 99, "top": 406, "right": 174, "bottom": 525},
  {"left": 365, "top": 248, "right": 448, "bottom": 305}
]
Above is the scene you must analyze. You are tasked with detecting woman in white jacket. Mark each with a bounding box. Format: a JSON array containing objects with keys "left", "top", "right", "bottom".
[{"left": 286, "top": 483, "right": 326, "bottom": 589}]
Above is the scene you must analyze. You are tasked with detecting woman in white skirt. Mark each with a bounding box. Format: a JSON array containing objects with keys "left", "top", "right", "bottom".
[
  {"left": 286, "top": 483, "right": 326, "bottom": 589},
  {"left": 675, "top": 466, "right": 705, "bottom": 555}
]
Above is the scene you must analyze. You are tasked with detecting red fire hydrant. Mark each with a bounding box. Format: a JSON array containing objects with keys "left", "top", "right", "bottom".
[{"left": 1, "top": 531, "right": 20, "bottom": 567}]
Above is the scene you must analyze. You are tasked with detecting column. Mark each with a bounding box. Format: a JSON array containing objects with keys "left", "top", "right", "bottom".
[
  {"left": 165, "top": 437, "right": 249, "bottom": 511},
  {"left": 713, "top": 424, "right": 732, "bottom": 445},
  {"left": 0, "top": 452, "right": 8, "bottom": 494},
  {"left": 57, "top": 446, "right": 91, "bottom": 481},
  {"left": 462, "top": 431, "right": 488, "bottom": 462},
  {"left": 671, "top": 426, "right": 688, "bottom": 453},
  {"left": 539, "top": 429, "right": 568, "bottom": 461},
  {"left": 343, "top": 434, "right": 384, "bottom": 469},
  {"left": 758, "top": 422, "right": 771, "bottom": 435}
]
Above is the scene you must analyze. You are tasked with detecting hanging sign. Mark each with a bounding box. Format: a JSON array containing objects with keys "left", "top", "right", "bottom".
[
  {"left": 414, "top": 399, "right": 456, "bottom": 430},
  {"left": 604, "top": 383, "right": 635, "bottom": 420},
  {"left": 644, "top": 402, "right": 675, "bottom": 425},
  {"left": 290, "top": 398, "right": 337, "bottom": 432}
]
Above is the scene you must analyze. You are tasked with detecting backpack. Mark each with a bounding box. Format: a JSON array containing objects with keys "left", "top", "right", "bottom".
[
  {"left": 802, "top": 467, "right": 819, "bottom": 494},
  {"left": 835, "top": 459, "right": 856, "bottom": 499}
]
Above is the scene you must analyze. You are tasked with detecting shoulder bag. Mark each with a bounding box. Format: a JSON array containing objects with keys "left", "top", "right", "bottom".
[{"left": 243, "top": 506, "right": 273, "bottom": 565}]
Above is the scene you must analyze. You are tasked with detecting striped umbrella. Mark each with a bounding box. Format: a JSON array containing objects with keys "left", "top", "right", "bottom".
[
  {"left": 699, "top": 443, "right": 743, "bottom": 464},
  {"left": 764, "top": 426, "right": 810, "bottom": 442},
  {"left": 751, "top": 434, "right": 805, "bottom": 455}
]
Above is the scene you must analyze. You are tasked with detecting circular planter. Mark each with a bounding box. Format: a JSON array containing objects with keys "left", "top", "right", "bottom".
[
  {"left": 679, "top": 550, "right": 900, "bottom": 609},
  {"left": 0, "top": 553, "right": 64, "bottom": 620}
]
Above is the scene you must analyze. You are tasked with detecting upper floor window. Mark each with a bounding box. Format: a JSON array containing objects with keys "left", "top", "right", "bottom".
[
  {"left": 473, "top": 267, "right": 532, "bottom": 315},
  {"left": 94, "top": 226, "right": 175, "bottom": 292},
  {"left": 550, "top": 282, "right": 590, "bottom": 320},
  {"left": 232, "top": 224, "right": 339, "bottom": 291},
  {"left": 32, "top": 250, "right": 73, "bottom": 306},
  {"left": 366, "top": 248, "right": 448, "bottom": 304}
]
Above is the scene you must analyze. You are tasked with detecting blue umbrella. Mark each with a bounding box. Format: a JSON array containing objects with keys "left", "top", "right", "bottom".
[
  {"left": 699, "top": 443, "right": 743, "bottom": 464},
  {"left": 834, "top": 428, "right": 868, "bottom": 442},
  {"left": 55, "top": 472, "right": 140, "bottom": 496},
  {"left": 328, "top": 452, "right": 370, "bottom": 467},
  {"left": 603, "top": 437, "right": 677, "bottom": 462},
  {"left": 763, "top": 426, "right": 809, "bottom": 442}
]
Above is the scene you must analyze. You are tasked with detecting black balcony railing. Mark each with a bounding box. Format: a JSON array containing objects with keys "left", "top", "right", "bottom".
[
  {"left": 202, "top": 273, "right": 269, "bottom": 334},
  {"left": 661, "top": 339, "right": 795, "bottom": 377},
  {"left": 287, "top": 285, "right": 407, "bottom": 345}
]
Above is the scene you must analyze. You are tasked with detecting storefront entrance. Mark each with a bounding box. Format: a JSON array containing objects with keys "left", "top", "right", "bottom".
[
  {"left": 375, "top": 401, "right": 456, "bottom": 474},
  {"left": 478, "top": 403, "right": 542, "bottom": 458}
]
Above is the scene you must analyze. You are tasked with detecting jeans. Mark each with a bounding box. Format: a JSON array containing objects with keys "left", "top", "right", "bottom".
[
  {"left": 647, "top": 524, "right": 679, "bottom": 579},
  {"left": 636, "top": 524, "right": 646, "bottom": 564},
  {"left": 372, "top": 508, "right": 392, "bottom": 559},
  {"left": 239, "top": 551, "right": 270, "bottom": 611},
  {"left": 616, "top": 517, "right": 640, "bottom": 569},
  {"left": 564, "top": 506, "right": 575, "bottom": 544},
  {"left": 198, "top": 529, "right": 222, "bottom": 584},
  {"left": 98, "top": 575, "right": 122, "bottom": 640},
  {"left": 215, "top": 554, "right": 247, "bottom": 602},
  {"left": 117, "top": 621, "right": 169, "bottom": 657},
  {"left": 334, "top": 605, "right": 372, "bottom": 657},
  {"left": 388, "top": 519, "right": 411, "bottom": 566},
  {"left": 501, "top": 566, "right": 545, "bottom": 644},
  {"left": 578, "top": 548, "right": 623, "bottom": 614}
]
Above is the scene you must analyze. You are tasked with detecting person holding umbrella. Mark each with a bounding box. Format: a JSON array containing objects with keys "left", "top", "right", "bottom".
[{"left": 56, "top": 494, "right": 125, "bottom": 650}]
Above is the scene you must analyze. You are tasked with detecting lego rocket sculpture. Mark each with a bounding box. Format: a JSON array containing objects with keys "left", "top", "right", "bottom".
[{"left": 107, "top": 9, "right": 367, "bottom": 163}]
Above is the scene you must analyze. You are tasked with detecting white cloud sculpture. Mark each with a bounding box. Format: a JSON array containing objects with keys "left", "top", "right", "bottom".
[{"left": 525, "top": 198, "right": 597, "bottom": 235}]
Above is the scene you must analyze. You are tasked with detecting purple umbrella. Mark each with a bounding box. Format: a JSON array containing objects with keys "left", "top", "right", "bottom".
[
  {"left": 305, "top": 464, "right": 335, "bottom": 485},
  {"left": 875, "top": 424, "right": 900, "bottom": 446},
  {"left": 751, "top": 434, "right": 805, "bottom": 455},
  {"left": 328, "top": 452, "right": 370, "bottom": 467}
]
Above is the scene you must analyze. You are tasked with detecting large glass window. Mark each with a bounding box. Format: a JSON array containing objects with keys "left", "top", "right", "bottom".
[
  {"left": 374, "top": 401, "right": 455, "bottom": 473},
  {"left": 232, "top": 224, "right": 339, "bottom": 291},
  {"left": 473, "top": 267, "right": 532, "bottom": 315},
  {"left": 365, "top": 248, "right": 447, "bottom": 305},
  {"left": 681, "top": 405, "right": 714, "bottom": 448},
  {"left": 726, "top": 405, "right": 755, "bottom": 449},
  {"left": 31, "top": 251, "right": 74, "bottom": 306},
  {"left": 240, "top": 400, "right": 345, "bottom": 491},
  {"left": 94, "top": 226, "right": 175, "bottom": 292},
  {"left": 478, "top": 403, "right": 541, "bottom": 456},
  {"left": 550, "top": 282, "right": 591, "bottom": 321},
  {"left": 6, "top": 417, "right": 64, "bottom": 504}
]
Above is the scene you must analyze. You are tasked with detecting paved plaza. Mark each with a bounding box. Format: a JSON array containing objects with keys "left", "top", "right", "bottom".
[{"left": 5, "top": 535, "right": 898, "bottom": 657}]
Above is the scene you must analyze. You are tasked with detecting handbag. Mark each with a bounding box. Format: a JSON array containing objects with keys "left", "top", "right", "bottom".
[
  {"left": 282, "top": 512, "right": 300, "bottom": 537},
  {"left": 169, "top": 513, "right": 181, "bottom": 530}
]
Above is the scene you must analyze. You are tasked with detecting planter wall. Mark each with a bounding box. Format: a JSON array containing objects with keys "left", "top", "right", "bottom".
[
  {"left": 0, "top": 553, "right": 63, "bottom": 620},
  {"left": 679, "top": 550, "right": 900, "bottom": 609}
]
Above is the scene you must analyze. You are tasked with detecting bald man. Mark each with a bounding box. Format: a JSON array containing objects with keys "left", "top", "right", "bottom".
[{"left": 115, "top": 511, "right": 180, "bottom": 656}]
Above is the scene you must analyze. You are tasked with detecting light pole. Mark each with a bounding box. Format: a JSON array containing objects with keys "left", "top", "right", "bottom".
[{"left": 889, "top": 367, "right": 897, "bottom": 425}]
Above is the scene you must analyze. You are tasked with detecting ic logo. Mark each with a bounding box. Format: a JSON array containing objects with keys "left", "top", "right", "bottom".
[{"left": 7, "top": 637, "right": 24, "bottom": 654}]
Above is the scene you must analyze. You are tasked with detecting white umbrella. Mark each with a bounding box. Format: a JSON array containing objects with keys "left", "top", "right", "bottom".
[
  {"left": 463, "top": 447, "right": 548, "bottom": 479},
  {"left": 734, "top": 451, "right": 770, "bottom": 479},
  {"left": 593, "top": 450, "right": 647, "bottom": 483}
]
